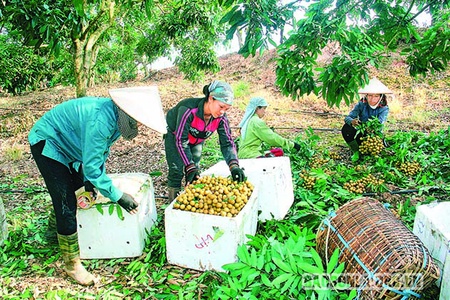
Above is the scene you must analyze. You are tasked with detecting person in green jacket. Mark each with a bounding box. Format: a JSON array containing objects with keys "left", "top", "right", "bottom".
[
  {"left": 28, "top": 86, "right": 166, "bottom": 286},
  {"left": 238, "top": 97, "right": 301, "bottom": 159}
]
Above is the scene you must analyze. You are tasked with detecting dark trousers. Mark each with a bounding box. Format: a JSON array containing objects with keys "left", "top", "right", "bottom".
[
  {"left": 341, "top": 123, "right": 363, "bottom": 144},
  {"left": 164, "top": 132, "right": 202, "bottom": 188},
  {"left": 30, "top": 140, "right": 83, "bottom": 235}
]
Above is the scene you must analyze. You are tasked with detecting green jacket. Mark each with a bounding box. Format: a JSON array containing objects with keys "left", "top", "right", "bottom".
[
  {"left": 238, "top": 115, "right": 294, "bottom": 159},
  {"left": 28, "top": 97, "right": 123, "bottom": 201}
]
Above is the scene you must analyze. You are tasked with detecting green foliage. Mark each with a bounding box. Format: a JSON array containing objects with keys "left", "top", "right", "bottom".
[
  {"left": 233, "top": 81, "right": 251, "bottom": 99},
  {"left": 158, "top": 1, "right": 224, "bottom": 81},
  {"left": 216, "top": 224, "right": 356, "bottom": 299},
  {"left": 221, "top": 0, "right": 299, "bottom": 57},
  {"left": 0, "top": 0, "right": 230, "bottom": 96},
  {"left": 224, "top": 0, "right": 450, "bottom": 107},
  {"left": 0, "top": 35, "right": 73, "bottom": 95},
  {"left": 403, "top": 11, "right": 450, "bottom": 76},
  {"left": 355, "top": 117, "right": 384, "bottom": 137},
  {"left": 288, "top": 126, "right": 450, "bottom": 231},
  {"left": 3, "top": 0, "right": 448, "bottom": 100}
]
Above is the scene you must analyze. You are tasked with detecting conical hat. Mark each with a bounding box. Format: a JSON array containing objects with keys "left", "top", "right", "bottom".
[
  {"left": 358, "top": 78, "right": 393, "bottom": 94},
  {"left": 109, "top": 86, "right": 167, "bottom": 134}
]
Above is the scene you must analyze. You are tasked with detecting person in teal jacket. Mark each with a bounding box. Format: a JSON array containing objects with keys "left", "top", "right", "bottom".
[
  {"left": 238, "top": 97, "right": 300, "bottom": 159},
  {"left": 28, "top": 86, "right": 166, "bottom": 285}
]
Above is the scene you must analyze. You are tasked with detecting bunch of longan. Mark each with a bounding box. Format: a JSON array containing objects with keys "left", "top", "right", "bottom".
[
  {"left": 343, "top": 174, "right": 384, "bottom": 194},
  {"left": 300, "top": 170, "right": 317, "bottom": 190},
  {"left": 397, "top": 161, "right": 421, "bottom": 176},
  {"left": 359, "top": 136, "right": 384, "bottom": 156},
  {"left": 173, "top": 176, "right": 254, "bottom": 217},
  {"left": 354, "top": 165, "right": 367, "bottom": 172},
  {"left": 343, "top": 180, "right": 366, "bottom": 194},
  {"left": 309, "top": 155, "right": 329, "bottom": 169},
  {"left": 329, "top": 151, "right": 341, "bottom": 160}
]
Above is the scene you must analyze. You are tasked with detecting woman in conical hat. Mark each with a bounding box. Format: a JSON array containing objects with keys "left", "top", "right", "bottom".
[
  {"left": 341, "top": 78, "right": 393, "bottom": 153},
  {"left": 28, "top": 86, "right": 166, "bottom": 286}
]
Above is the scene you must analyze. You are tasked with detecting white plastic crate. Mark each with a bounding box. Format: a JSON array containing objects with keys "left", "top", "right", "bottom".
[
  {"left": 413, "top": 201, "right": 450, "bottom": 300},
  {"left": 201, "top": 157, "right": 294, "bottom": 221},
  {"left": 77, "top": 173, "right": 157, "bottom": 259},
  {"left": 165, "top": 187, "right": 258, "bottom": 272}
]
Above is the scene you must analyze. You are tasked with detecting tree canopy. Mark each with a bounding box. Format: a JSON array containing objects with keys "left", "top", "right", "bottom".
[
  {"left": 223, "top": 0, "right": 450, "bottom": 107},
  {"left": 0, "top": 0, "right": 227, "bottom": 96},
  {"left": 1, "top": 0, "right": 449, "bottom": 106}
]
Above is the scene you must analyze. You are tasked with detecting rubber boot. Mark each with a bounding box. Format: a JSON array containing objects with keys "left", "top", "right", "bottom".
[
  {"left": 57, "top": 233, "right": 95, "bottom": 286},
  {"left": 167, "top": 187, "right": 182, "bottom": 203},
  {"left": 347, "top": 140, "right": 359, "bottom": 153},
  {"left": 45, "top": 210, "right": 58, "bottom": 244}
]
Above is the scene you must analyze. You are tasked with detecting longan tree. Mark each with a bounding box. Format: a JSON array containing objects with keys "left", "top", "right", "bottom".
[
  {"left": 222, "top": 0, "right": 450, "bottom": 107},
  {"left": 0, "top": 0, "right": 227, "bottom": 97}
]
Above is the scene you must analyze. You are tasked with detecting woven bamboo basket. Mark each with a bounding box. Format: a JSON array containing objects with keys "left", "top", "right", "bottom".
[{"left": 316, "top": 197, "right": 440, "bottom": 299}]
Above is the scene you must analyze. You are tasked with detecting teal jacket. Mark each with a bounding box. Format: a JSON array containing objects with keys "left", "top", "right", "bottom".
[
  {"left": 238, "top": 115, "right": 294, "bottom": 159},
  {"left": 28, "top": 97, "right": 123, "bottom": 201}
]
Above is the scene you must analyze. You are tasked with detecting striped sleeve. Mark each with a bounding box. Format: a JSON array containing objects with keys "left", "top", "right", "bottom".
[{"left": 174, "top": 106, "right": 194, "bottom": 166}]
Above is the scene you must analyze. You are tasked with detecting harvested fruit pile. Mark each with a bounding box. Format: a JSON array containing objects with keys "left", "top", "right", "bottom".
[
  {"left": 173, "top": 176, "right": 254, "bottom": 217},
  {"left": 359, "top": 135, "right": 384, "bottom": 155},
  {"left": 309, "top": 155, "right": 329, "bottom": 169},
  {"left": 397, "top": 161, "right": 421, "bottom": 176},
  {"left": 299, "top": 170, "right": 317, "bottom": 190},
  {"left": 343, "top": 174, "right": 385, "bottom": 194}
]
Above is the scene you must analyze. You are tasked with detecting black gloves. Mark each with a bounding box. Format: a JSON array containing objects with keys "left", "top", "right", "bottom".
[
  {"left": 230, "top": 165, "right": 246, "bottom": 182},
  {"left": 118, "top": 192, "right": 139, "bottom": 213},
  {"left": 84, "top": 181, "right": 97, "bottom": 199},
  {"left": 185, "top": 163, "right": 200, "bottom": 185},
  {"left": 293, "top": 142, "right": 301, "bottom": 152}
]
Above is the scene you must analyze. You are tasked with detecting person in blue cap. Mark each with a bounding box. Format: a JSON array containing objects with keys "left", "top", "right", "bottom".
[
  {"left": 238, "top": 97, "right": 301, "bottom": 159},
  {"left": 164, "top": 80, "right": 245, "bottom": 202},
  {"left": 28, "top": 86, "right": 167, "bottom": 286}
]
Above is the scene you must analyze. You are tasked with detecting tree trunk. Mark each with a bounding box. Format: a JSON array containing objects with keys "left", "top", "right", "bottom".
[
  {"left": 74, "top": 39, "right": 89, "bottom": 97},
  {"left": 72, "top": 0, "right": 117, "bottom": 97},
  {"left": 0, "top": 197, "right": 7, "bottom": 247}
]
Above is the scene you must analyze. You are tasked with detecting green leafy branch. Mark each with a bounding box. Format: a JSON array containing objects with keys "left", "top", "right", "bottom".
[
  {"left": 216, "top": 226, "right": 356, "bottom": 299},
  {"left": 355, "top": 117, "right": 384, "bottom": 137}
]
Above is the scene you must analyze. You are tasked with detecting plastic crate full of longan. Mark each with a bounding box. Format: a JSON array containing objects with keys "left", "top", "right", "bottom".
[{"left": 316, "top": 197, "right": 440, "bottom": 300}]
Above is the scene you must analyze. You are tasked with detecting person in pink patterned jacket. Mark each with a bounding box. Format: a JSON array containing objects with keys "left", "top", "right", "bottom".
[{"left": 164, "top": 80, "right": 245, "bottom": 202}]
